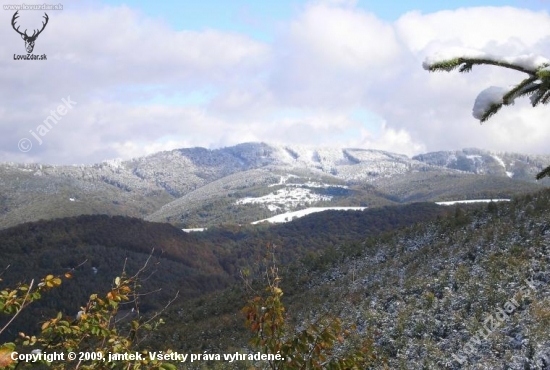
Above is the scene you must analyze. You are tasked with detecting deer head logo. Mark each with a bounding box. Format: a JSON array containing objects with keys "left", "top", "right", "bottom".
[{"left": 11, "top": 11, "right": 49, "bottom": 54}]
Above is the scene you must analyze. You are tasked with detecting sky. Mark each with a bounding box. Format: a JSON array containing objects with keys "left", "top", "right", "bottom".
[{"left": 1, "top": 0, "right": 550, "bottom": 164}]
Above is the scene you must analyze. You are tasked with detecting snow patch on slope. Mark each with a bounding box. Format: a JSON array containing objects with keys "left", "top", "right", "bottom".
[
  {"left": 251, "top": 207, "right": 367, "bottom": 225},
  {"left": 491, "top": 155, "right": 506, "bottom": 169},
  {"left": 269, "top": 174, "right": 299, "bottom": 187},
  {"left": 492, "top": 154, "right": 512, "bottom": 177},
  {"left": 436, "top": 199, "right": 510, "bottom": 206},
  {"left": 236, "top": 187, "right": 332, "bottom": 210},
  {"left": 182, "top": 228, "right": 207, "bottom": 233},
  {"left": 269, "top": 175, "right": 348, "bottom": 189}
]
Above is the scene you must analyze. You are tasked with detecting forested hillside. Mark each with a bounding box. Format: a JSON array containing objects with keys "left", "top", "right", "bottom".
[
  {"left": 2, "top": 182, "right": 549, "bottom": 369},
  {"left": 148, "top": 189, "right": 550, "bottom": 369},
  {"left": 0, "top": 202, "right": 450, "bottom": 345}
]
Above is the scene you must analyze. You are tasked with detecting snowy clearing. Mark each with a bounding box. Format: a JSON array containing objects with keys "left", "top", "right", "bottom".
[
  {"left": 236, "top": 187, "right": 333, "bottom": 210},
  {"left": 435, "top": 199, "right": 510, "bottom": 206},
  {"left": 251, "top": 207, "right": 367, "bottom": 225},
  {"left": 269, "top": 175, "right": 347, "bottom": 189},
  {"left": 491, "top": 155, "right": 506, "bottom": 169},
  {"left": 182, "top": 228, "right": 207, "bottom": 233},
  {"left": 465, "top": 155, "right": 482, "bottom": 160},
  {"left": 268, "top": 174, "right": 299, "bottom": 187}
]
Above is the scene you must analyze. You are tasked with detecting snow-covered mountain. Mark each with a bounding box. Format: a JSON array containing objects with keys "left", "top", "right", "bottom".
[
  {"left": 0, "top": 143, "right": 547, "bottom": 229},
  {"left": 413, "top": 148, "right": 550, "bottom": 181}
]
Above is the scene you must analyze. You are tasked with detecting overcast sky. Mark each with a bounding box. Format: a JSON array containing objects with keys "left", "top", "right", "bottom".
[{"left": 1, "top": 0, "right": 550, "bottom": 164}]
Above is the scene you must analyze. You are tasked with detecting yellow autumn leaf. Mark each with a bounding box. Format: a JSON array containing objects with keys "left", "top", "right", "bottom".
[
  {"left": 120, "top": 286, "right": 131, "bottom": 293},
  {"left": 0, "top": 347, "right": 15, "bottom": 367}
]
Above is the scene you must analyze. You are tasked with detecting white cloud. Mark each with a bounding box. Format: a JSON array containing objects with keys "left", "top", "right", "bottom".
[
  {"left": 352, "top": 123, "right": 426, "bottom": 156},
  {"left": 396, "top": 7, "right": 550, "bottom": 53},
  {"left": 269, "top": 2, "right": 404, "bottom": 108},
  {"left": 0, "top": 1, "right": 270, "bottom": 163},
  {"left": 289, "top": 2, "right": 399, "bottom": 70},
  {"left": 1, "top": 1, "right": 550, "bottom": 164}
]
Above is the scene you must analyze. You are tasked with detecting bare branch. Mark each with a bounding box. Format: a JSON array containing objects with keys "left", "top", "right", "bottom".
[{"left": 0, "top": 279, "right": 34, "bottom": 336}]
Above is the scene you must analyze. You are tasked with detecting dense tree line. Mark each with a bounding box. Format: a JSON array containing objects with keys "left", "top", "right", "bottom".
[{"left": 0, "top": 202, "right": 452, "bottom": 344}]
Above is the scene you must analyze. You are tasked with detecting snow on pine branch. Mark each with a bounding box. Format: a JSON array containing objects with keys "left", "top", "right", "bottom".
[
  {"left": 423, "top": 47, "right": 550, "bottom": 121},
  {"left": 472, "top": 86, "right": 506, "bottom": 120},
  {"left": 422, "top": 47, "right": 486, "bottom": 70},
  {"left": 422, "top": 47, "right": 550, "bottom": 74}
]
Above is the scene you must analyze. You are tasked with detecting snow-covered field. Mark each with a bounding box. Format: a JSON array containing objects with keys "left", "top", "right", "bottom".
[
  {"left": 236, "top": 187, "right": 333, "bottom": 212},
  {"left": 269, "top": 175, "right": 347, "bottom": 189},
  {"left": 435, "top": 199, "right": 510, "bottom": 206},
  {"left": 251, "top": 207, "right": 367, "bottom": 225},
  {"left": 182, "top": 228, "right": 207, "bottom": 232},
  {"left": 268, "top": 174, "right": 298, "bottom": 187}
]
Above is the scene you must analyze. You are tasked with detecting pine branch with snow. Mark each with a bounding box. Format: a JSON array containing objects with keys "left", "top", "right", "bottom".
[
  {"left": 423, "top": 49, "right": 550, "bottom": 122},
  {"left": 536, "top": 164, "right": 550, "bottom": 180}
]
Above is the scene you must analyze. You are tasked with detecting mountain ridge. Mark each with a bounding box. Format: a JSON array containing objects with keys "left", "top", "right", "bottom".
[{"left": 1, "top": 143, "right": 548, "bottom": 229}]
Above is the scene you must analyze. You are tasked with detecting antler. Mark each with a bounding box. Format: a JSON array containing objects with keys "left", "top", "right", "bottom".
[
  {"left": 12, "top": 11, "right": 49, "bottom": 40},
  {"left": 11, "top": 10, "right": 26, "bottom": 37},
  {"left": 32, "top": 13, "right": 50, "bottom": 37},
  {"left": 30, "top": 13, "right": 49, "bottom": 39}
]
